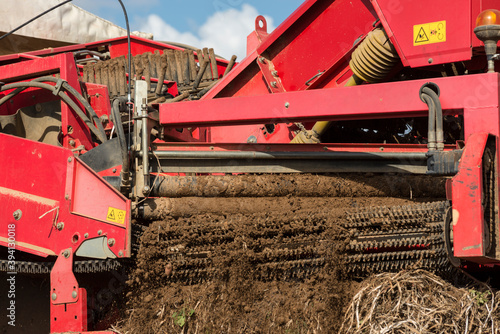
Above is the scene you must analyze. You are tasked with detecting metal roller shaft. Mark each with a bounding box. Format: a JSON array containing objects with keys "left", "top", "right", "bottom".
[{"left": 150, "top": 174, "right": 446, "bottom": 198}]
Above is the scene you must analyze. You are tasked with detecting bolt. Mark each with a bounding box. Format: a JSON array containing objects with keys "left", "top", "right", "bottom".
[
  {"left": 118, "top": 251, "right": 123, "bottom": 257},
  {"left": 69, "top": 140, "right": 75, "bottom": 147},
  {"left": 108, "top": 238, "right": 115, "bottom": 247},
  {"left": 428, "top": 58, "right": 433, "bottom": 64},
  {"left": 379, "top": 147, "right": 384, "bottom": 151},
  {"left": 56, "top": 222, "right": 64, "bottom": 231},
  {"left": 51, "top": 293, "right": 57, "bottom": 301},
  {"left": 62, "top": 250, "right": 70, "bottom": 258},
  {"left": 271, "top": 81, "right": 278, "bottom": 88},
  {"left": 68, "top": 157, "right": 72, "bottom": 163},
  {"left": 65, "top": 194, "right": 69, "bottom": 200},
  {"left": 72, "top": 291, "right": 78, "bottom": 299},
  {"left": 285, "top": 102, "right": 290, "bottom": 108},
  {"left": 258, "top": 57, "right": 266, "bottom": 63},
  {"left": 13, "top": 209, "right": 22, "bottom": 220},
  {"left": 272, "top": 70, "right": 279, "bottom": 77},
  {"left": 112, "top": 168, "right": 117, "bottom": 173},
  {"left": 98, "top": 230, "right": 102, "bottom": 236},
  {"left": 84, "top": 233, "right": 89, "bottom": 238},
  {"left": 142, "top": 186, "right": 150, "bottom": 195},
  {"left": 35, "top": 103, "right": 42, "bottom": 113},
  {"left": 247, "top": 135, "right": 257, "bottom": 144}
]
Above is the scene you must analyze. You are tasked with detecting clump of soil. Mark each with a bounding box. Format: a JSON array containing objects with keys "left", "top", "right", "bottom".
[{"left": 340, "top": 269, "right": 500, "bottom": 333}]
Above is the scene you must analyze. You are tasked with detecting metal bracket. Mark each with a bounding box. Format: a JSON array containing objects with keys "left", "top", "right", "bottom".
[
  {"left": 50, "top": 248, "right": 88, "bottom": 332},
  {"left": 256, "top": 56, "right": 286, "bottom": 94},
  {"left": 52, "top": 78, "right": 65, "bottom": 96},
  {"left": 255, "top": 15, "right": 269, "bottom": 43},
  {"left": 426, "top": 149, "right": 463, "bottom": 175}
]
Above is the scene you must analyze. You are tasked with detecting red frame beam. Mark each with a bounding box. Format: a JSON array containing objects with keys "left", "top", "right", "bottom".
[{"left": 160, "top": 73, "right": 497, "bottom": 131}]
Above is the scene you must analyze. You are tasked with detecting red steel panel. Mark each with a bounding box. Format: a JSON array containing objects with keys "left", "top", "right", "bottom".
[
  {"left": 0, "top": 133, "right": 131, "bottom": 258},
  {"left": 373, "top": 0, "right": 472, "bottom": 67},
  {"left": 452, "top": 133, "right": 488, "bottom": 260},
  {"left": 374, "top": 0, "right": 500, "bottom": 68},
  {"left": 204, "top": 0, "right": 376, "bottom": 99}
]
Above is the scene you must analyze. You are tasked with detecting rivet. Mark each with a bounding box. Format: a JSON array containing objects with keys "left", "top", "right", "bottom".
[
  {"left": 51, "top": 293, "right": 57, "bottom": 301},
  {"left": 112, "top": 168, "right": 117, "bottom": 173},
  {"left": 271, "top": 81, "right": 278, "bottom": 88},
  {"left": 65, "top": 194, "right": 69, "bottom": 200},
  {"left": 379, "top": 147, "right": 385, "bottom": 151},
  {"left": 98, "top": 230, "right": 102, "bottom": 236},
  {"left": 428, "top": 58, "right": 433, "bottom": 64},
  {"left": 285, "top": 102, "right": 290, "bottom": 108},
  {"left": 118, "top": 251, "right": 123, "bottom": 257},
  {"left": 84, "top": 233, "right": 89, "bottom": 238},
  {"left": 56, "top": 222, "right": 64, "bottom": 231},
  {"left": 68, "top": 157, "right": 72, "bottom": 163},
  {"left": 72, "top": 291, "right": 78, "bottom": 299},
  {"left": 63, "top": 250, "right": 70, "bottom": 258},
  {"left": 108, "top": 238, "right": 115, "bottom": 247}
]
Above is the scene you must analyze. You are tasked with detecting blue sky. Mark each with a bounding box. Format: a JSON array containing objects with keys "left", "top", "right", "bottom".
[{"left": 75, "top": 0, "right": 304, "bottom": 58}]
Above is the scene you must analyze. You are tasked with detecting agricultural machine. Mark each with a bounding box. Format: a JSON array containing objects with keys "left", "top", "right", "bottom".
[{"left": 2, "top": 0, "right": 500, "bottom": 332}]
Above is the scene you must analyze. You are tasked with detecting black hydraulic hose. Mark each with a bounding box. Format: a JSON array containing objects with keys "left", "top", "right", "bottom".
[
  {"left": 0, "top": 0, "right": 73, "bottom": 42},
  {"left": 0, "top": 82, "right": 106, "bottom": 143},
  {"left": 111, "top": 98, "right": 130, "bottom": 186},
  {"left": 117, "top": 0, "right": 133, "bottom": 151},
  {"left": 0, "top": 77, "right": 107, "bottom": 143},
  {"left": 421, "top": 94, "right": 437, "bottom": 151},
  {"left": 422, "top": 86, "right": 443, "bottom": 151},
  {"left": 35, "top": 76, "right": 106, "bottom": 141}
]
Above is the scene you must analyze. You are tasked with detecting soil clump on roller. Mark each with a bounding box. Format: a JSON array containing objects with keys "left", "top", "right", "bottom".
[{"left": 118, "top": 194, "right": 449, "bottom": 333}]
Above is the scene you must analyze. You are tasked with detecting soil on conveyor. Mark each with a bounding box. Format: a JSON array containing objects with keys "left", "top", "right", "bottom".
[{"left": 116, "top": 174, "right": 452, "bottom": 333}]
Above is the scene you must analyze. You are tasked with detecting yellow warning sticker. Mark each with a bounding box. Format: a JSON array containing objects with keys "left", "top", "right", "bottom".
[
  {"left": 413, "top": 21, "right": 446, "bottom": 46},
  {"left": 106, "top": 207, "right": 126, "bottom": 225}
]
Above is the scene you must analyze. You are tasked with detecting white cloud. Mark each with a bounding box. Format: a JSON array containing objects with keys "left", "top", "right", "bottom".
[{"left": 139, "top": 4, "right": 274, "bottom": 60}]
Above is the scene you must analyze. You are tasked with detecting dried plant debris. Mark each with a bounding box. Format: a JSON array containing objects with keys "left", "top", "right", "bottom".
[{"left": 340, "top": 269, "right": 499, "bottom": 334}]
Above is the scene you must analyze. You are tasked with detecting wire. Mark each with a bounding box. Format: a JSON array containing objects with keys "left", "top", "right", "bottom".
[
  {"left": 117, "top": 0, "right": 133, "bottom": 151},
  {"left": 0, "top": 0, "right": 73, "bottom": 42}
]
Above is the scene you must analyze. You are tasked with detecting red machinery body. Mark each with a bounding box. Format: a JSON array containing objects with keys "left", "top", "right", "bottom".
[{"left": 1, "top": 0, "right": 500, "bottom": 332}]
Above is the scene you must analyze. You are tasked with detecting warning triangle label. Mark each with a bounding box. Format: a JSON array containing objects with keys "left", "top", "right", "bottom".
[
  {"left": 107, "top": 209, "right": 116, "bottom": 220},
  {"left": 106, "top": 207, "right": 126, "bottom": 224},
  {"left": 415, "top": 27, "right": 429, "bottom": 44}
]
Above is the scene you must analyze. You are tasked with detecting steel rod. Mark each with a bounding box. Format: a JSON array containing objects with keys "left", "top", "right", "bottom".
[{"left": 147, "top": 150, "right": 427, "bottom": 160}]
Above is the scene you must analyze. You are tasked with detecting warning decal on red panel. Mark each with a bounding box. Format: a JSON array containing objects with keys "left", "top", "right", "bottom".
[
  {"left": 107, "top": 207, "right": 126, "bottom": 225},
  {"left": 413, "top": 21, "right": 446, "bottom": 46}
]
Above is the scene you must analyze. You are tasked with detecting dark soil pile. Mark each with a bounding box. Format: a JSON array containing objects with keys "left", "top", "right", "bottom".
[{"left": 116, "top": 196, "right": 433, "bottom": 333}]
